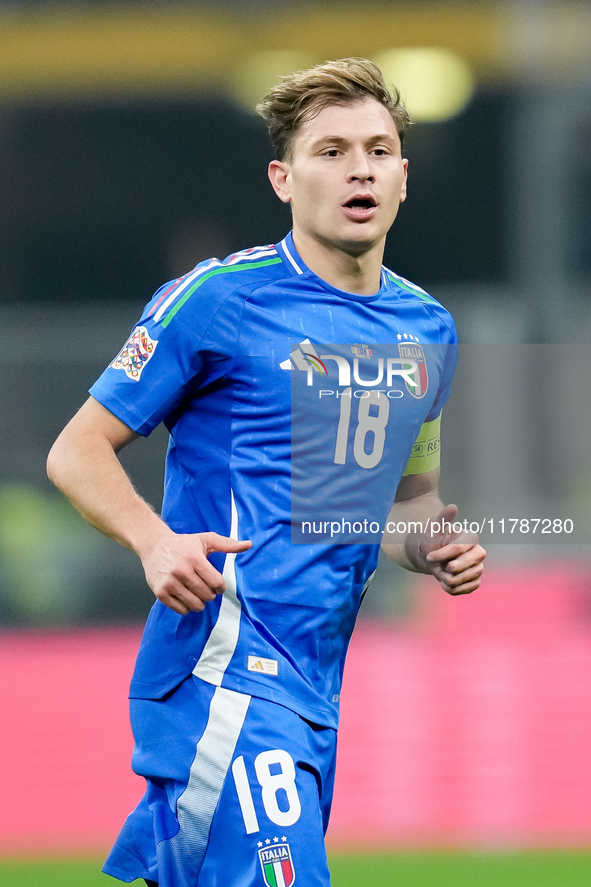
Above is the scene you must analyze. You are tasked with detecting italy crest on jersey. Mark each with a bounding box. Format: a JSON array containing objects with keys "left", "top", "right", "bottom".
[
  {"left": 398, "top": 342, "right": 428, "bottom": 398},
  {"left": 111, "top": 326, "right": 158, "bottom": 381},
  {"left": 258, "top": 842, "right": 295, "bottom": 887}
]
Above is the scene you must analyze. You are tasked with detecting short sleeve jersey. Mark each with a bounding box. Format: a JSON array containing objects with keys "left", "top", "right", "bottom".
[{"left": 90, "top": 232, "right": 457, "bottom": 729}]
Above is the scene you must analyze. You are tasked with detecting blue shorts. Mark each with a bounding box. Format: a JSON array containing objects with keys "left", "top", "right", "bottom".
[{"left": 103, "top": 675, "right": 338, "bottom": 886}]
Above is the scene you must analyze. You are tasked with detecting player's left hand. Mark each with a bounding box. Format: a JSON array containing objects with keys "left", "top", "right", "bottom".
[{"left": 412, "top": 503, "right": 486, "bottom": 595}]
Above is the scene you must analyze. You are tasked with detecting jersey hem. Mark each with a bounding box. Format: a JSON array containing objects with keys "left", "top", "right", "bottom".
[
  {"left": 129, "top": 668, "right": 339, "bottom": 729},
  {"left": 101, "top": 862, "right": 145, "bottom": 884},
  {"left": 197, "top": 670, "right": 339, "bottom": 730}
]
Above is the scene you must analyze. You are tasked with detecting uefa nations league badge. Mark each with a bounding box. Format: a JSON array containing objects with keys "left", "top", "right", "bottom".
[
  {"left": 258, "top": 840, "right": 295, "bottom": 887},
  {"left": 110, "top": 325, "right": 158, "bottom": 381}
]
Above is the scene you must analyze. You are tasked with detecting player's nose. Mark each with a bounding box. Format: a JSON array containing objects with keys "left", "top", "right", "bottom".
[{"left": 347, "top": 150, "right": 374, "bottom": 183}]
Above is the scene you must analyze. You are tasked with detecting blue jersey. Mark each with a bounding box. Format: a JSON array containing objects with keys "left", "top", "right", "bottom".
[{"left": 90, "top": 232, "right": 457, "bottom": 729}]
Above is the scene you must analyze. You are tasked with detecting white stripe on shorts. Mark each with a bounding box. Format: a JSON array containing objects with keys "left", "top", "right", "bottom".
[{"left": 168, "top": 686, "right": 251, "bottom": 871}]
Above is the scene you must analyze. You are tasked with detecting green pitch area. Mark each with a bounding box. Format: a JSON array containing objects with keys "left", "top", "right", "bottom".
[
  {"left": 330, "top": 851, "right": 591, "bottom": 885},
  {"left": 2, "top": 852, "right": 591, "bottom": 886}
]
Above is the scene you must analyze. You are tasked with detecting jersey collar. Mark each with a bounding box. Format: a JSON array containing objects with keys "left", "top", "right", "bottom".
[
  {"left": 276, "top": 232, "right": 306, "bottom": 276},
  {"left": 276, "top": 231, "right": 391, "bottom": 301}
]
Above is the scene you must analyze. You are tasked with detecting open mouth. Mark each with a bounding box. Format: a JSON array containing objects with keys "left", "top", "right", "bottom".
[
  {"left": 342, "top": 196, "right": 378, "bottom": 222},
  {"left": 343, "top": 197, "right": 377, "bottom": 209}
]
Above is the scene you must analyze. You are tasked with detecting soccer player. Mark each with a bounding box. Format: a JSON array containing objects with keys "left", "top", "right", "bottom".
[{"left": 47, "top": 58, "right": 485, "bottom": 887}]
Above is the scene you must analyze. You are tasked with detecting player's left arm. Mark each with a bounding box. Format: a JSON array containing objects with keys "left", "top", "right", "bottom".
[{"left": 381, "top": 467, "right": 486, "bottom": 597}]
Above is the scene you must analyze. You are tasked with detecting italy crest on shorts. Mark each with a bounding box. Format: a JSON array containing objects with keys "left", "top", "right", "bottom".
[
  {"left": 398, "top": 342, "right": 428, "bottom": 398},
  {"left": 258, "top": 841, "right": 295, "bottom": 887},
  {"left": 111, "top": 326, "right": 158, "bottom": 381}
]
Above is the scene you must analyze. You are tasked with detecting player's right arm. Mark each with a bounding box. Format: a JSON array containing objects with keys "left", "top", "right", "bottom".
[{"left": 46, "top": 396, "right": 250, "bottom": 615}]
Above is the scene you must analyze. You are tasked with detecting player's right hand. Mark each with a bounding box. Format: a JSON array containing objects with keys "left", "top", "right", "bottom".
[
  {"left": 423, "top": 504, "right": 486, "bottom": 596},
  {"left": 140, "top": 530, "right": 252, "bottom": 615}
]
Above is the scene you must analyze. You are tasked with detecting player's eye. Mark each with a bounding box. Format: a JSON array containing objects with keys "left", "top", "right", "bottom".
[{"left": 323, "top": 148, "right": 341, "bottom": 157}]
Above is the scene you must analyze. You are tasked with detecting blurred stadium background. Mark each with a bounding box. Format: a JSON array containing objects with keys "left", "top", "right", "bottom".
[{"left": 2, "top": 0, "right": 591, "bottom": 883}]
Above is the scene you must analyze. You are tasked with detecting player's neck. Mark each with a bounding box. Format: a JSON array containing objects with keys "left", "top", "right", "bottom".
[{"left": 292, "top": 229, "right": 385, "bottom": 296}]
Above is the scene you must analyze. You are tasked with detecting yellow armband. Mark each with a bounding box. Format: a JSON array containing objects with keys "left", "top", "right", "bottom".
[{"left": 403, "top": 414, "right": 441, "bottom": 476}]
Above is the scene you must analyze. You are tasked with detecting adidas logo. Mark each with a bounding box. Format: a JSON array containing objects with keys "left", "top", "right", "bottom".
[{"left": 247, "top": 656, "right": 278, "bottom": 676}]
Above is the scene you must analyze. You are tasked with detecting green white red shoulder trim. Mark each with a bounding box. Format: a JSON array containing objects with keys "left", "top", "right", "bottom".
[
  {"left": 384, "top": 269, "right": 439, "bottom": 305},
  {"left": 150, "top": 245, "right": 281, "bottom": 328}
]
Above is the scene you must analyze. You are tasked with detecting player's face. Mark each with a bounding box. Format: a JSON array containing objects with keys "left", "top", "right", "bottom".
[{"left": 269, "top": 98, "right": 408, "bottom": 257}]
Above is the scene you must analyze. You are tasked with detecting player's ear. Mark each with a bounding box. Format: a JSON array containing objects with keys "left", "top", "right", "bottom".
[
  {"left": 400, "top": 158, "right": 409, "bottom": 203},
  {"left": 268, "top": 160, "right": 292, "bottom": 204}
]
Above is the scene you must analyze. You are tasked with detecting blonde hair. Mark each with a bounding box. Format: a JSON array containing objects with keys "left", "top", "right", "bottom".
[{"left": 256, "top": 57, "right": 411, "bottom": 160}]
